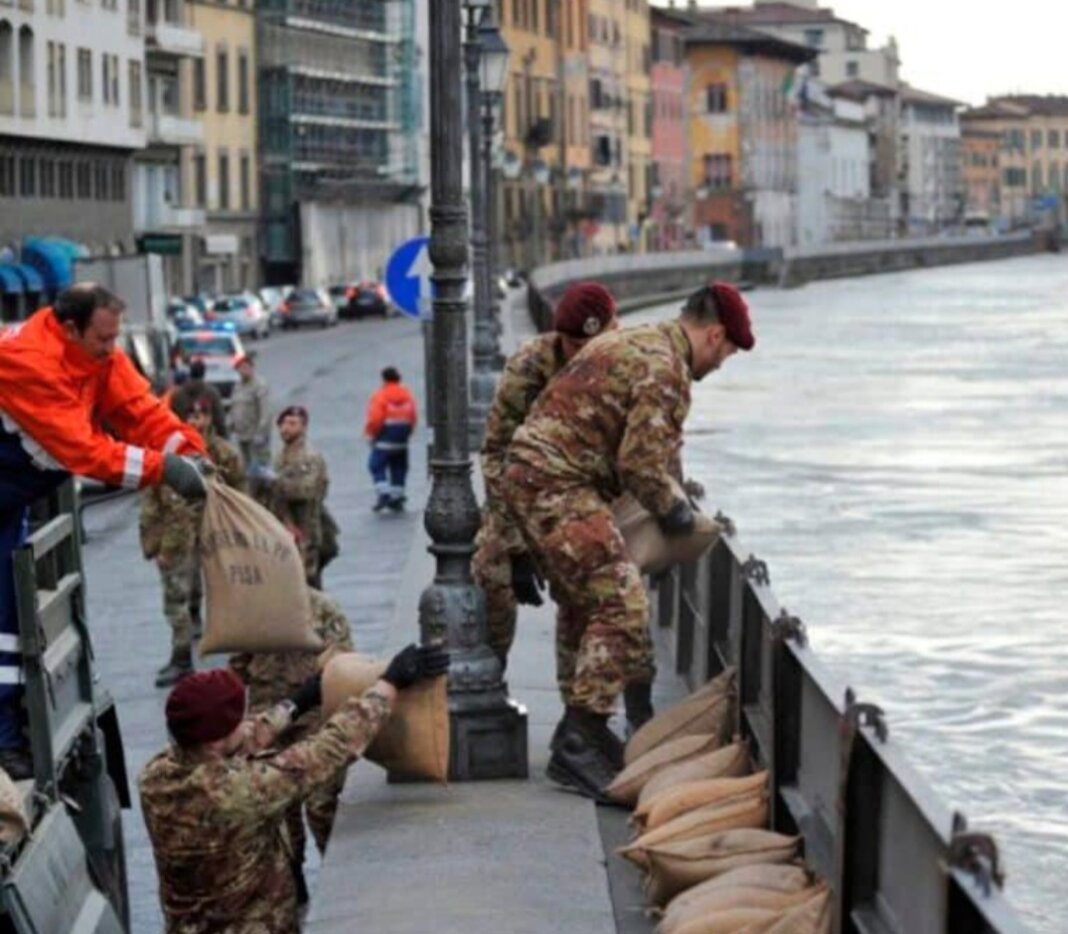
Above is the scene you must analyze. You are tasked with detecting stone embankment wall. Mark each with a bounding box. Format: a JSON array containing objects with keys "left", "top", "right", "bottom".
[{"left": 527, "top": 230, "right": 1052, "bottom": 329}]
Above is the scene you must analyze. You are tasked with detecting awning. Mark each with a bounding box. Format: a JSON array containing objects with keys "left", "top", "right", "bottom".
[
  {"left": 138, "top": 234, "right": 182, "bottom": 256},
  {"left": 0, "top": 265, "right": 23, "bottom": 293},
  {"left": 23, "top": 239, "right": 74, "bottom": 290},
  {"left": 11, "top": 263, "right": 43, "bottom": 292}
]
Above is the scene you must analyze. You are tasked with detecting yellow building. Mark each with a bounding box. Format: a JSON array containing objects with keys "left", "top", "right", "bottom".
[
  {"left": 587, "top": 0, "right": 628, "bottom": 254},
  {"left": 187, "top": 0, "right": 258, "bottom": 291},
  {"left": 624, "top": 0, "right": 651, "bottom": 251},
  {"left": 499, "top": 0, "right": 564, "bottom": 270},
  {"left": 560, "top": 0, "right": 592, "bottom": 258}
]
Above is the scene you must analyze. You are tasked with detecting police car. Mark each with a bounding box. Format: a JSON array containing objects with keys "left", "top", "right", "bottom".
[{"left": 174, "top": 323, "right": 246, "bottom": 402}]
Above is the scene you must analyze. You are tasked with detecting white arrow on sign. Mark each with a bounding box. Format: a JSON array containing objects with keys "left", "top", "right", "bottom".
[{"left": 410, "top": 241, "right": 434, "bottom": 320}]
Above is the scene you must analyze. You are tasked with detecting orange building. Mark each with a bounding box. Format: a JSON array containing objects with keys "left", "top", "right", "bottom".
[
  {"left": 960, "top": 126, "right": 1000, "bottom": 220},
  {"left": 683, "top": 20, "right": 813, "bottom": 247}
]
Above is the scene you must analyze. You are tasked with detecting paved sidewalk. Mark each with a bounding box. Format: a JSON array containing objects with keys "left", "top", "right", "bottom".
[{"left": 307, "top": 292, "right": 690, "bottom": 933}]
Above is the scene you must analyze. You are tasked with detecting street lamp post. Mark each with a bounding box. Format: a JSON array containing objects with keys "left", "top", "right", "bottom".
[
  {"left": 465, "top": 4, "right": 509, "bottom": 450},
  {"left": 422, "top": 0, "right": 527, "bottom": 781}
]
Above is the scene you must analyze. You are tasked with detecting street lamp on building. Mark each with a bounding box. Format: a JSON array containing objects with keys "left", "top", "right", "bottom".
[
  {"left": 422, "top": 0, "right": 527, "bottom": 781},
  {"left": 467, "top": 3, "right": 510, "bottom": 449}
]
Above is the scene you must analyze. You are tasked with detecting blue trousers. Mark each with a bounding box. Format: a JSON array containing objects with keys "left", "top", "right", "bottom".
[
  {"left": 0, "top": 506, "right": 28, "bottom": 747},
  {"left": 368, "top": 447, "right": 409, "bottom": 500}
]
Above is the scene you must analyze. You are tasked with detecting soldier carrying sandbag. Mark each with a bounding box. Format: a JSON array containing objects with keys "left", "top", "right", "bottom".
[
  {"left": 140, "top": 397, "right": 247, "bottom": 688},
  {"left": 228, "top": 587, "right": 354, "bottom": 906},
  {"left": 473, "top": 282, "right": 618, "bottom": 671},
  {"left": 139, "top": 645, "right": 449, "bottom": 934},
  {"left": 503, "top": 282, "right": 755, "bottom": 801}
]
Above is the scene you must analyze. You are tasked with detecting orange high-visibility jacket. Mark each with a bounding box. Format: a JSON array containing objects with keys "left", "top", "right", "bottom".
[
  {"left": 0, "top": 308, "right": 205, "bottom": 489},
  {"left": 364, "top": 382, "right": 418, "bottom": 443}
]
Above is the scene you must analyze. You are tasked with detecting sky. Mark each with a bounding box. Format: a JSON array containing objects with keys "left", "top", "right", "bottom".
[{"left": 694, "top": 1, "right": 1068, "bottom": 106}]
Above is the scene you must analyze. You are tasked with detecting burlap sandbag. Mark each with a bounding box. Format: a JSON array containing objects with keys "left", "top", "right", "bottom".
[
  {"left": 657, "top": 908, "right": 779, "bottom": 934},
  {"left": 662, "top": 861, "right": 813, "bottom": 924},
  {"left": 614, "top": 491, "right": 721, "bottom": 575},
  {"left": 644, "top": 831, "right": 803, "bottom": 907},
  {"left": 620, "top": 787, "right": 768, "bottom": 869},
  {"left": 634, "top": 742, "right": 750, "bottom": 820},
  {"left": 321, "top": 652, "right": 450, "bottom": 783},
  {"left": 606, "top": 733, "right": 721, "bottom": 806},
  {"left": 198, "top": 481, "right": 321, "bottom": 655},
  {"left": 639, "top": 771, "right": 769, "bottom": 832},
  {"left": 659, "top": 881, "right": 823, "bottom": 934},
  {"left": 762, "top": 886, "right": 832, "bottom": 934},
  {"left": 0, "top": 767, "right": 28, "bottom": 846},
  {"left": 625, "top": 668, "right": 736, "bottom": 765}
]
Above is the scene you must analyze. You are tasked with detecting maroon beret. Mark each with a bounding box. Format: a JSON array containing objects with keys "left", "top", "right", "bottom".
[
  {"left": 710, "top": 282, "right": 755, "bottom": 351},
  {"left": 166, "top": 669, "right": 247, "bottom": 747},
  {"left": 553, "top": 282, "right": 617, "bottom": 338},
  {"left": 276, "top": 404, "right": 309, "bottom": 426}
]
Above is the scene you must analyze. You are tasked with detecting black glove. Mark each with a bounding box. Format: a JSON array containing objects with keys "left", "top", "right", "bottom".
[
  {"left": 511, "top": 554, "right": 545, "bottom": 607},
  {"left": 289, "top": 672, "right": 323, "bottom": 718},
  {"left": 683, "top": 478, "right": 706, "bottom": 503},
  {"left": 382, "top": 643, "right": 451, "bottom": 690},
  {"left": 658, "top": 499, "right": 696, "bottom": 538},
  {"left": 162, "top": 453, "right": 209, "bottom": 500}
]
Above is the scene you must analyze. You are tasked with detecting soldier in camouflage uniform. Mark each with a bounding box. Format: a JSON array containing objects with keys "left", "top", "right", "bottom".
[
  {"left": 473, "top": 282, "right": 618, "bottom": 669},
  {"left": 139, "top": 645, "right": 449, "bottom": 934},
  {"left": 228, "top": 353, "right": 273, "bottom": 501},
  {"left": 504, "top": 282, "right": 754, "bottom": 799},
  {"left": 140, "top": 399, "right": 247, "bottom": 688},
  {"left": 270, "top": 405, "right": 329, "bottom": 587},
  {"left": 229, "top": 588, "right": 354, "bottom": 888}
]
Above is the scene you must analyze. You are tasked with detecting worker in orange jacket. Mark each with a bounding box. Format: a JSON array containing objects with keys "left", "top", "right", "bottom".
[
  {"left": 0, "top": 283, "right": 210, "bottom": 777},
  {"left": 363, "top": 367, "right": 417, "bottom": 513}
]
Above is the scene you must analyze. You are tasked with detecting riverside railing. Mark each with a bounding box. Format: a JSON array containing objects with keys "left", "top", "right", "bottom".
[{"left": 651, "top": 515, "right": 1026, "bottom": 933}]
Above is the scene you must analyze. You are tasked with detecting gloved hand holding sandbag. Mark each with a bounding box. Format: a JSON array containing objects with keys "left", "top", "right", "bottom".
[
  {"left": 613, "top": 480, "right": 721, "bottom": 575},
  {"left": 322, "top": 648, "right": 451, "bottom": 782}
]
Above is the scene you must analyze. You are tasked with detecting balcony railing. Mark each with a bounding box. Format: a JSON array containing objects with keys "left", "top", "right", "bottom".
[
  {"left": 145, "top": 20, "right": 204, "bottom": 57},
  {"left": 137, "top": 201, "right": 205, "bottom": 231},
  {"left": 147, "top": 112, "right": 203, "bottom": 145}
]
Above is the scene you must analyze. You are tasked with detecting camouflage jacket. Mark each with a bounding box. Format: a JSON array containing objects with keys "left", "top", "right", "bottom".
[
  {"left": 228, "top": 375, "right": 271, "bottom": 444},
  {"left": 507, "top": 320, "right": 692, "bottom": 518},
  {"left": 230, "top": 588, "right": 354, "bottom": 716},
  {"left": 270, "top": 440, "right": 328, "bottom": 546},
  {"left": 139, "top": 689, "right": 392, "bottom": 934},
  {"left": 139, "top": 433, "right": 248, "bottom": 563}
]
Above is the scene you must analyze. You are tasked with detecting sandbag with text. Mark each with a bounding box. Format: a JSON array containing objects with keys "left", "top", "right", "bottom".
[
  {"left": 613, "top": 481, "right": 721, "bottom": 575},
  {"left": 198, "top": 481, "right": 322, "bottom": 655}
]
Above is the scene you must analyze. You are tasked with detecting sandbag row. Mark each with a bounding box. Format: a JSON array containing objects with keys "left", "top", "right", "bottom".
[{"left": 609, "top": 667, "right": 832, "bottom": 934}]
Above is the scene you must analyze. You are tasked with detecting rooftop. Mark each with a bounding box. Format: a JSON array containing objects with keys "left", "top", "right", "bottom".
[
  {"left": 683, "top": 19, "right": 819, "bottom": 63},
  {"left": 700, "top": 1, "right": 868, "bottom": 35},
  {"left": 900, "top": 84, "right": 964, "bottom": 109},
  {"left": 990, "top": 94, "right": 1068, "bottom": 117},
  {"left": 829, "top": 78, "right": 898, "bottom": 101}
]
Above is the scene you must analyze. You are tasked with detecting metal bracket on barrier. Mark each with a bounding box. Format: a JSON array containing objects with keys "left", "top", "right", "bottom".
[
  {"left": 713, "top": 510, "right": 735, "bottom": 536},
  {"left": 741, "top": 554, "right": 770, "bottom": 586},
  {"left": 770, "top": 609, "right": 807, "bottom": 647},
  {"left": 950, "top": 812, "right": 1005, "bottom": 895},
  {"left": 842, "top": 687, "right": 888, "bottom": 743}
]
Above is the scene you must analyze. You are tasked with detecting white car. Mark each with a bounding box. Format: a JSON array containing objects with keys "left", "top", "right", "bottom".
[
  {"left": 206, "top": 292, "right": 271, "bottom": 339},
  {"left": 174, "top": 329, "right": 247, "bottom": 404}
]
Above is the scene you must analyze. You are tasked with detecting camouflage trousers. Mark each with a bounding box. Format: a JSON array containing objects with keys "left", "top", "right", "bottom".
[
  {"left": 471, "top": 511, "right": 519, "bottom": 665},
  {"left": 158, "top": 553, "right": 198, "bottom": 652},
  {"left": 504, "top": 465, "right": 654, "bottom": 715}
]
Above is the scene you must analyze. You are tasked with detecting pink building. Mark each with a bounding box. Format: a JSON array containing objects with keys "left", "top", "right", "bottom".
[{"left": 649, "top": 7, "right": 691, "bottom": 251}]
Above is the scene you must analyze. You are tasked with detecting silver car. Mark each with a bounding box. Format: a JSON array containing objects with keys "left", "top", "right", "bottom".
[
  {"left": 207, "top": 293, "right": 271, "bottom": 339},
  {"left": 279, "top": 287, "right": 338, "bottom": 329}
]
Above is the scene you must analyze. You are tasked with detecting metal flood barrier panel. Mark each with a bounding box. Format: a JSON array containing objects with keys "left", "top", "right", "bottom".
[{"left": 650, "top": 514, "right": 1027, "bottom": 934}]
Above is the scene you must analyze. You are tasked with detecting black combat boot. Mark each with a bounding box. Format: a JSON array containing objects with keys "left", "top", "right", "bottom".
[
  {"left": 624, "top": 681, "right": 655, "bottom": 739},
  {"left": 154, "top": 647, "right": 194, "bottom": 688},
  {"left": 546, "top": 707, "right": 624, "bottom": 803},
  {"left": 387, "top": 494, "right": 406, "bottom": 513},
  {"left": 373, "top": 493, "right": 391, "bottom": 512}
]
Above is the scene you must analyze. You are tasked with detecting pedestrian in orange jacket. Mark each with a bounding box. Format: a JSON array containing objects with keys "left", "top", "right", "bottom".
[
  {"left": 363, "top": 367, "right": 417, "bottom": 512},
  {"left": 0, "top": 283, "right": 209, "bottom": 777}
]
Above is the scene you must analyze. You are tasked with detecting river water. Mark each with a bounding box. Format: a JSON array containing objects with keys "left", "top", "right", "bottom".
[{"left": 637, "top": 254, "right": 1067, "bottom": 932}]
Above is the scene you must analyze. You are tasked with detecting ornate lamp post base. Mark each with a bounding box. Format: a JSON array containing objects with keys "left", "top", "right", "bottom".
[{"left": 450, "top": 696, "right": 529, "bottom": 781}]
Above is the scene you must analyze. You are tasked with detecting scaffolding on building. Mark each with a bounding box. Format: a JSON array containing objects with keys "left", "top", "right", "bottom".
[{"left": 257, "top": 0, "right": 421, "bottom": 274}]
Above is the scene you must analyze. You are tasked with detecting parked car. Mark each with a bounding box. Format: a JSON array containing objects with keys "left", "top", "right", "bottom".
[
  {"left": 166, "top": 298, "right": 204, "bottom": 331},
  {"left": 259, "top": 285, "right": 294, "bottom": 329},
  {"left": 174, "top": 328, "right": 246, "bottom": 402},
  {"left": 205, "top": 292, "right": 271, "bottom": 339},
  {"left": 338, "top": 281, "right": 391, "bottom": 319},
  {"left": 328, "top": 283, "right": 356, "bottom": 314},
  {"left": 278, "top": 287, "right": 338, "bottom": 329}
]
